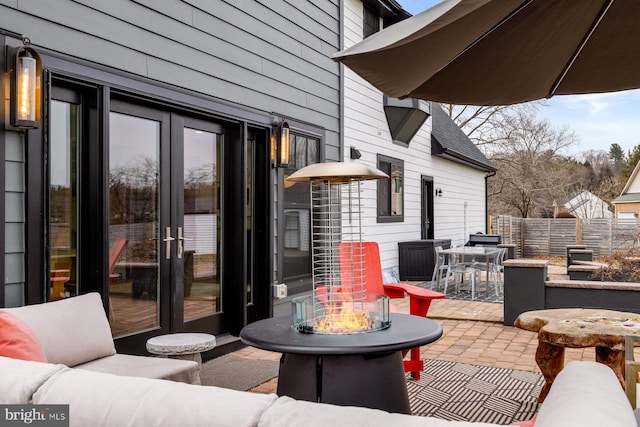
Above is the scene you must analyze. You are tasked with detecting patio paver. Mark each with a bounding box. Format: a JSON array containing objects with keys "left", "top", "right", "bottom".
[{"left": 233, "top": 263, "right": 637, "bottom": 394}]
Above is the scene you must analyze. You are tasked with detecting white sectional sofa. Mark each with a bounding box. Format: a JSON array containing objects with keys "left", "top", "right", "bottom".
[
  {"left": 0, "top": 356, "right": 636, "bottom": 427},
  {"left": 1, "top": 293, "right": 198, "bottom": 383}
]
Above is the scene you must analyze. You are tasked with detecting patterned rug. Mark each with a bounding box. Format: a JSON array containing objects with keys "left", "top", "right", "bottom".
[{"left": 407, "top": 359, "right": 542, "bottom": 424}]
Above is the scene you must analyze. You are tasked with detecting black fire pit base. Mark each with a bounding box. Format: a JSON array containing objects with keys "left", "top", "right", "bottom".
[
  {"left": 278, "top": 351, "right": 410, "bottom": 413},
  {"left": 239, "top": 313, "right": 443, "bottom": 414}
]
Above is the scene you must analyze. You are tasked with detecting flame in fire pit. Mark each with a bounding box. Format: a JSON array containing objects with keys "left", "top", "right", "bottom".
[
  {"left": 292, "top": 294, "right": 391, "bottom": 334},
  {"left": 314, "top": 302, "right": 379, "bottom": 334}
]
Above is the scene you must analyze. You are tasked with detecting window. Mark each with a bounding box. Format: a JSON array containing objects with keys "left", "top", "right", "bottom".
[
  {"left": 377, "top": 155, "right": 404, "bottom": 223},
  {"left": 618, "top": 211, "right": 638, "bottom": 219},
  {"left": 363, "top": 5, "right": 380, "bottom": 39},
  {"left": 283, "top": 132, "right": 321, "bottom": 281}
]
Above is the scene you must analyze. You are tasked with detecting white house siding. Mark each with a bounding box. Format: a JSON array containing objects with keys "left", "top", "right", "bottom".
[
  {"left": 430, "top": 158, "right": 488, "bottom": 246},
  {"left": 628, "top": 176, "right": 640, "bottom": 193},
  {"left": 341, "top": 0, "right": 487, "bottom": 272}
]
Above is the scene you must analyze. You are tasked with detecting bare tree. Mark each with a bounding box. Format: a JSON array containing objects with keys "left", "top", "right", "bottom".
[
  {"left": 109, "top": 157, "right": 159, "bottom": 224},
  {"left": 440, "top": 102, "right": 543, "bottom": 153},
  {"left": 486, "top": 110, "right": 578, "bottom": 218},
  {"left": 574, "top": 150, "right": 623, "bottom": 209},
  {"left": 441, "top": 101, "right": 626, "bottom": 219}
]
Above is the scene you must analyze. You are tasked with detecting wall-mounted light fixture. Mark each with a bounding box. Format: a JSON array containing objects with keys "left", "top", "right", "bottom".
[
  {"left": 271, "top": 120, "right": 291, "bottom": 168},
  {"left": 435, "top": 188, "right": 443, "bottom": 197},
  {"left": 350, "top": 146, "right": 362, "bottom": 160},
  {"left": 6, "top": 39, "right": 42, "bottom": 129}
]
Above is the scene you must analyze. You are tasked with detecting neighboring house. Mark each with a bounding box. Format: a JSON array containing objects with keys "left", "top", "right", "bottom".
[
  {"left": 563, "top": 190, "right": 613, "bottom": 219},
  {"left": 341, "top": 0, "right": 496, "bottom": 275},
  {"left": 612, "top": 162, "right": 640, "bottom": 219},
  {"left": 0, "top": 1, "right": 341, "bottom": 354}
]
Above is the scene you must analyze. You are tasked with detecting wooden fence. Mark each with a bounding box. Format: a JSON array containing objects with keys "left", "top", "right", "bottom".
[{"left": 491, "top": 216, "right": 640, "bottom": 258}]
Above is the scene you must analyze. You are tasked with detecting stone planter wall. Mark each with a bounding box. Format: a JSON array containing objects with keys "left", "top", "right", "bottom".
[{"left": 503, "top": 260, "right": 640, "bottom": 326}]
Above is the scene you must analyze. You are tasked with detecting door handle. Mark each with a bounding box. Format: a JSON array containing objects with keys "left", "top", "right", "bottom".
[
  {"left": 163, "top": 227, "right": 175, "bottom": 259},
  {"left": 177, "top": 227, "right": 194, "bottom": 260},
  {"left": 176, "top": 227, "right": 186, "bottom": 259}
]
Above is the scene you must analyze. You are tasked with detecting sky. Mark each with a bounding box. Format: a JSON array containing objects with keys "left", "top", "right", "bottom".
[{"left": 398, "top": 0, "right": 640, "bottom": 158}]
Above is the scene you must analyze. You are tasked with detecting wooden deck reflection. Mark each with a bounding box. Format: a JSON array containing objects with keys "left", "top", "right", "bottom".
[{"left": 109, "top": 281, "right": 218, "bottom": 337}]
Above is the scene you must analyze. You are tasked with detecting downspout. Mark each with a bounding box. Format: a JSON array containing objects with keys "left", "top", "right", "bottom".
[
  {"left": 485, "top": 170, "right": 497, "bottom": 233},
  {"left": 338, "top": 2, "right": 344, "bottom": 161}
]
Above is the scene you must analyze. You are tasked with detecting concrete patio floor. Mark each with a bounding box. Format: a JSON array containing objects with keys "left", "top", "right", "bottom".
[{"left": 234, "top": 264, "right": 623, "bottom": 395}]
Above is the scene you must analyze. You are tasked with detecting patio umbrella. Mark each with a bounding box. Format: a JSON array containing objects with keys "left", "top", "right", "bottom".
[{"left": 332, "top": 0, "right": 640, "bottom": 105}]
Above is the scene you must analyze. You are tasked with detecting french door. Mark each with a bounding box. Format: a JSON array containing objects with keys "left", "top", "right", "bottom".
[
  {"left": 46, "top": 78, "right": 271, "bottom": 355},
  {"left": 108, "top": 102, "right": 224, "bottom": 346}
]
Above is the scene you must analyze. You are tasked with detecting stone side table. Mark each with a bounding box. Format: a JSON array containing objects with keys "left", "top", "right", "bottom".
[
  {"left": 515, "top": 308, "right": 640, "bottom": 402},
  {"left": 146, "top": 333, "right": 216, "bottom": 384}
]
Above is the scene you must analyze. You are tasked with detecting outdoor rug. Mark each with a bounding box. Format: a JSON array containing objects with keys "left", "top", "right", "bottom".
[
  {"left": 407, "top": 359, "right": 542, "bottom": 424},
  {"left": 200, "top": 354, "right": 542, "bottom": 424},
  {"left": 200, "top": 353, "right": 279, "bottom": 391}
]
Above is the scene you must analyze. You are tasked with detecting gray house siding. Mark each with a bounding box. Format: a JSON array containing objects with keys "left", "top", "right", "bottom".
[
  {"left": 0, "top": 0, "right": 341, "bottom": 306},
  {"left": 4, "top": 133, "right": 24, "bottom": 307},
  {"left": 1, "top": 1, "right": 340, "bottom": 137}
]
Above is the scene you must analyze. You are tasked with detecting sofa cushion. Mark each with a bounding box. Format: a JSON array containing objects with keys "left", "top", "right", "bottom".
[
  {"left": 76, "top": 353, "right": 199, "bottom": 384},
  {"left": 0, "top": 311, "right": 47, "bottom": 362},
  {"left": 534, "top": 361, "right": 636, "bottom": 427},
  {"left": 3, "top": 293, "right": 116, "bottom": 366},
  {"left": 33, "top": 367, "right": 278, "bottom": 427},
  {"left": 0, "top": 356, "right": 67, "bottom": 404},
  {"left": 258, "top": 396, "right": 502, "bottom": 427}
]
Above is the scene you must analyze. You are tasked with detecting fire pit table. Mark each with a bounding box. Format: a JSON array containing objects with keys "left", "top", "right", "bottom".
[{"left": 240, "top": 313, "right": 442, "bottom": 414}]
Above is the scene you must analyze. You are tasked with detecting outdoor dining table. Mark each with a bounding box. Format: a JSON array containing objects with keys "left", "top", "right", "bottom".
[{"left": 436, "top": 246, "right": 501, "bottom": 296}]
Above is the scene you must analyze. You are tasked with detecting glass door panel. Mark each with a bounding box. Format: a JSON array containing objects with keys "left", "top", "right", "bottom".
[
  {"left": 183, "top": 127, "right": 221, "bottom": 322},
  {"left": 108, "top": 112, "right": 161, "bottom": 336},
  {"left": 283, "top": 134, "right": 320, "bottom": 285},
  {"left": 49, "top": 100, "right": 79, "bottom": 301}
]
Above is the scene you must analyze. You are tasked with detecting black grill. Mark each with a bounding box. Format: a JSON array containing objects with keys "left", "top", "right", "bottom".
[{"left": 466, "top": 234, "right": 501, "bottom": 247}]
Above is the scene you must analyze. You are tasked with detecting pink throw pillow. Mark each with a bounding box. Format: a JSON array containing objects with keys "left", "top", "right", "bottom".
[
  {"left": 0, "top": 311, "right": 47, "bottom": 362},
  {"left": 510, "top": 416, "right": 537, "bottom": 426}
]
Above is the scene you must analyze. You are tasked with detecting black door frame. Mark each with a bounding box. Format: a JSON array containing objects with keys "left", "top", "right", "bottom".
[
  {"left": 170, "top": 114, "right": 225, "bottom": 334},
  {"left": 25, "top": 53, "right": 274, "bottom": 353},
  {"left": 108, "top": 99, "right": 173, "bottom": 351},
  {"left": 421, "top": 176, "right": 435, "bottom": 240}
]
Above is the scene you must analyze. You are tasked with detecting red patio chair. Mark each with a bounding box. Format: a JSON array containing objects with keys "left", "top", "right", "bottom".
[
  {"left": 108, "top": 237, "right": 128, "bottom": 319},
  {"left": 338, "top": 241, "right": 445, "bottom": 380}
]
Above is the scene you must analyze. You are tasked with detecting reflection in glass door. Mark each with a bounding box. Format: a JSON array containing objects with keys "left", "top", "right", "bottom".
[
  {"left": 182, "top": 127, "right": 221, "bottom": 322},
  {"left": 49, "top": 100, "right": 79, "bottom": 301},
  {"left": 108, "top": 111, "right": 161, "bottom": 337}
]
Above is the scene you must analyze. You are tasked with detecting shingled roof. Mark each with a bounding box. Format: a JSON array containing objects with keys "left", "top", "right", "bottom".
[{"left": 430, "top": 103, "right": 496, "bottom": 172}]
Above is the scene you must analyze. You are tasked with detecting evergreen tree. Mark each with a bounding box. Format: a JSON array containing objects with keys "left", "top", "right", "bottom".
[
  {"left": 621, "top": 145, "right": 640, "bottom": 181},
  {"left": 609, "top": 143, "right": 624, "bottom": 173}
]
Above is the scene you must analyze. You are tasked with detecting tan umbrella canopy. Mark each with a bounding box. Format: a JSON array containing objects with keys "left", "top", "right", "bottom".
[
  {"left": 286, "top": 162, "right": 388, "bottom": 183},
  {"left": 332, "top": 0, "right": 640, "bottom": 105}
]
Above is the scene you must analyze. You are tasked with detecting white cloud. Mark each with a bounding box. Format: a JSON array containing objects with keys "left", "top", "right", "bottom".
[
  {"left": 543, "top": 89, "right": 640, "bottom": 155},
  {"left": 554, "top": 92, "right": 632, "bottom": 116}
]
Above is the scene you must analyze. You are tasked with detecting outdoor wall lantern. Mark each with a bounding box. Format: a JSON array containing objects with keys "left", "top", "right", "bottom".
[
  {"left": 6, "top": 39, "right": 42, "bottom": 129},
  {"left": 271, "top": 120, "right": 291, "bottom": 168}
]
